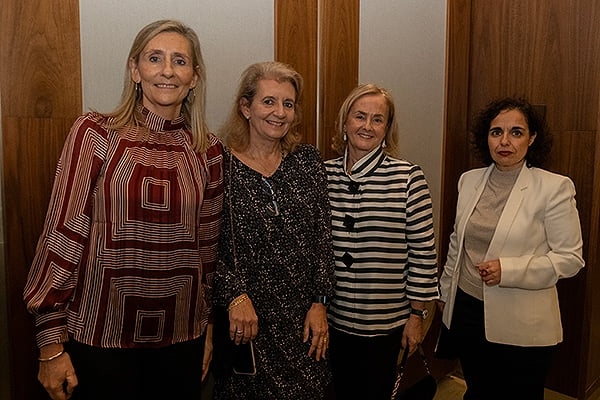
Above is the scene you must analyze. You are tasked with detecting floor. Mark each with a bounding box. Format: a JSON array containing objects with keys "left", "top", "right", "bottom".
[{"left": 435, "top": 372, "right": 600, "bottom": 400}]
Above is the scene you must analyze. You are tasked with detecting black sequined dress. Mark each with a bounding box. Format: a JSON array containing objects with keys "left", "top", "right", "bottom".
[{"left": 213, "top": 145, "right": 335, "bottom": 400}]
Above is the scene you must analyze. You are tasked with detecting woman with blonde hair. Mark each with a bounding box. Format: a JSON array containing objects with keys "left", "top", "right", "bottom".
[
  {"left": 23, "top": 19, "right": 223, "bottom": 400},
  {"left": 213, "top": 61, "right": 335, "bottom": 399},
  {"left": 325, "top": 83, "right": 438, "bottom": 399}
]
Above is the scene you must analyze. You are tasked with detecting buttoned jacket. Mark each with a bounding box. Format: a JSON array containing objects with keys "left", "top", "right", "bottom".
[{"left": 439, "top": 163, "right": 584, "bottom": 346}]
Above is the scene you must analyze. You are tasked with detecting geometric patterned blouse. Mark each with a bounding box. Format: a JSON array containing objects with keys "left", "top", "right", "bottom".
[{"left": 24, "top": 105, "right": 224, "bottom": 349}]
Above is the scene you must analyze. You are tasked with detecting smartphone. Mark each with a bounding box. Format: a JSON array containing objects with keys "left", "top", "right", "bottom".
[{"left": 232, "top": 341, "right": 256, "bottom": 375}]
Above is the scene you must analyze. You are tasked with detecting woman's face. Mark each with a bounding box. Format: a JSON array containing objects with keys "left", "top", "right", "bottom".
[
  {"left": 241, "top": 79, "right": 296, "bottom": 144},
  {"left": 130, "top": 32, "right": 198, "bottom": 120},
  {"left": 488, "top": 109, "right": 536, "bottom": 171},
  {"left": 344, "top": 94, "right": 389, "bottom": 160}
]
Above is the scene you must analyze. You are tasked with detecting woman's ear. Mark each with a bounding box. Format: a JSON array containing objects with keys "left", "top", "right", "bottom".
[
  {"left": 529, "top": 132, "right": 537, "bottom": 146},
  {"left": 239, "top": 97, "right": 250, "bottom": 119},
  {"left": 129, "top": 58, "right": 140, "bottom": 83}
]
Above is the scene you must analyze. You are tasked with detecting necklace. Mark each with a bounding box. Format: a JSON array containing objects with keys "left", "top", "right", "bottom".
[{"left": 234, "top": 147, "right": 285, "bottom": 177}]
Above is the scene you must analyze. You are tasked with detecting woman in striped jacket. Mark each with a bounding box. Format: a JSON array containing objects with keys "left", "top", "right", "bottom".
[{"left": 325, "top": 84, "right": 438, "bottom": 400}]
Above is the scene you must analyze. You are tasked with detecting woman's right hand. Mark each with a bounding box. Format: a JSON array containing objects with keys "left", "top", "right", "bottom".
[
  {"left": 228, "top": 294, "right": 259, "bottom": 345},
  {"left": 38, "top": 345, "right": 78, "bottom": 400}
]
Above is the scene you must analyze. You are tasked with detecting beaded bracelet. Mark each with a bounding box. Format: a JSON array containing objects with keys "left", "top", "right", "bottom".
[
  {"left": 228, "top": 293, "right": 249, "bottom": 311},
  {"left": 38, "top": 350, "right": 64, "bottom": 362}
]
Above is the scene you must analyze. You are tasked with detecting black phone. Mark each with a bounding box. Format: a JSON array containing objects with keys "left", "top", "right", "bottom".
[{"left": 232, "top": 341, "right": 256, "bottom": 375}]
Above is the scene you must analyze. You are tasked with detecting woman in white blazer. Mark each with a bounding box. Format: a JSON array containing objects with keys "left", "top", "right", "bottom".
[{"left": 438, "top": 97, "right": 584, "bottom": 400}]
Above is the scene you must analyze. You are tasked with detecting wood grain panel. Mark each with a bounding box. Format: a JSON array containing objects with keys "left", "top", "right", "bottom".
[
  {"left": 275, "top": 0, "right": 318, "bottom": 146},
  {"left": 318, "top": 0, "right": 359, "bottom": 160},
  {"left": 2, "top": 117, "right": 73, "bottom": 400},
  {"left": 586, "top": 113, "right": 600, "bottom": 397},
  {"left": 0, "top": 0, "right": 82, "bottom": 118},
  {"left": 1, "top": 0, "right": 81, "bottom": 398},
  {"left": 440, "top": 0, "right": 472, "bottom": 273}
]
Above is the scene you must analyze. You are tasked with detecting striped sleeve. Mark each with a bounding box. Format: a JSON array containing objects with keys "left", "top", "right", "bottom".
[{"left": 23, "top": 114, "right": 108, "bottom": 348}]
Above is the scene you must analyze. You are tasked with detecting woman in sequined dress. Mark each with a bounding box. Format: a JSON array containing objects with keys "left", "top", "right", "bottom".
[{"left": 212, "top": 61, "right": 335, "bottom": 399}]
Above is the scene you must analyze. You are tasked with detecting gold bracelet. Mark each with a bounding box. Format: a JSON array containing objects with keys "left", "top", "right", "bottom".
[
  {"left": 228, "top": 293, "right": 249, "bottom": 311},
  {"left": 38, "top": 350, "right": 64, "bottom": 362}
]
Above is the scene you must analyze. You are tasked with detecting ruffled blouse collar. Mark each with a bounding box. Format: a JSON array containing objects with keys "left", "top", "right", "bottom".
[{"left": 134, "top": 104, "right": 187, "bottom": 132}]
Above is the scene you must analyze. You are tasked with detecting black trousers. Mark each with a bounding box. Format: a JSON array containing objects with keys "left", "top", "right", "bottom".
[
  {"left": 329, "top": 326, "right": 404, "bottom": 400},
  {"left": 65, "top": 335, "right": 205, "bottom": 400},
  {"left": 450, "top": 288, "right": 555, "bottom": 400}
]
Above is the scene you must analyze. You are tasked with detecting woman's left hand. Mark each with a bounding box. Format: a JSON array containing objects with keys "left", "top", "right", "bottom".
[
  {"left": 303, "top": 303, "right": 329, "bottom": 361},
  {"left": 477, "top": 259, "right": 502, "bottom": 286},
  {"left": 402, "top": 315, "right": 424, "bottom": 355}
]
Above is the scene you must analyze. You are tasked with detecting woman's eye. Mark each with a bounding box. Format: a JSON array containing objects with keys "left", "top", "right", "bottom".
[
  {"left": 149, "top": 55, "right": 160, "bottom": 63},
  {"left": 284, "top": 102, "right": 294, "bottom": 109},
  {"left": 263, "top": 99, "right": 274, "bottom": 106},
  {"left": 511, "top": 130, "right": 523, "bottom": 137},
  {"left": 489, "top": 130, "right": 501, "bottom": 136},
  {"left": 373, "top": 117, "right": 384, "bottom": 124},
  {"left": 174, "top": 58, "right": 187, "bottom": 66}
]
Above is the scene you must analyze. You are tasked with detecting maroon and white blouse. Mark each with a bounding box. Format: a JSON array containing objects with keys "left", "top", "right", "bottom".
[{"left": 24, "top": 105, "right": 224, "bottom": 349}]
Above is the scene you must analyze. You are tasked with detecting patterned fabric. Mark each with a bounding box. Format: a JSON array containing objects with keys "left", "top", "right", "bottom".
[
  {"left": 23, "top": 105, "right": 224, "bottom": 349},
  {"left": 213, "top": 145, "right": 335, "bottom": 400},
  {"left": 325, "top": 146, "right": 438, "bottom": 336}
]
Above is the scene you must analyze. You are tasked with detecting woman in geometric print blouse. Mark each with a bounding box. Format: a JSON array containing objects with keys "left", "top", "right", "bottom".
[
  {"left": 23, "top": 20, "right": 223, "bottom": 400},
  {"left": 324, "top": 83, "right": 438, "bottom": 400}
]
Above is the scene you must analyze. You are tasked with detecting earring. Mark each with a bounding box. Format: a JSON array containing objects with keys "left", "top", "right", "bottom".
[
  {"left": 343, "top": 134, "right": 347, "bottom": 142},
  {"left": 382, "top": 141, "right": 387, "bottom": 148}
]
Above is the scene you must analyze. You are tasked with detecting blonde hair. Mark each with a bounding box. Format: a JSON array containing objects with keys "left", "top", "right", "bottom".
[
  {"left": 331, "top": 83, "right": 399, "bottom": 158},
  {"left": 106, "top": 20, "right": 211, "bottom": 152},
  {"left": 219, "top": 61, "right": 304, "bottom": 153}
]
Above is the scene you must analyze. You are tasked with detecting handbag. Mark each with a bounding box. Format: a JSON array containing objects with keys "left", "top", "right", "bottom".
[
  {"left": 211, "top": 152, "right": 257, "bottom": 378},
  {"left": 390, "top": 344, "right": 437, "bottom": 400}
]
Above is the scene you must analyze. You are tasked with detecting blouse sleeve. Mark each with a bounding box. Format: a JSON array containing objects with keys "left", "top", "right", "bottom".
[
  {"left": 197, "top": 135, "right": 224, "bottom": 321},
  {"left": 405, "top": 164, "right": 439, "bottom": 301},
  {"left": 23, "top": 114, "right": 108, "bottom": 348}
]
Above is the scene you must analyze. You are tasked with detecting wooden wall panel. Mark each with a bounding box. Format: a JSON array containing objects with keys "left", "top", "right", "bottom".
[
  {"left": 444, "top": 0, "right": 600, "bottom": 398},
  {"left": 318, "top": 0, "right": 359, "bottom": 160},
  {"left": 0, "top": 0, "right": 82, "bottom": 399},
  {"left": 440, "top": 0, "right": 472, "bottom": 273},
  {"left": 275, "top": 0, "right": 318, "bottom": 145}
]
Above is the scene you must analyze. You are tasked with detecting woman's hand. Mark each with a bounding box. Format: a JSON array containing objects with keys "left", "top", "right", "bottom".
[
  {"left": 228, "top": 294, "right": 258, "bottom": 345},
  {"left": 38, "top": 344, "right": 78, "bottom": 400},
  {"left": 402, "top": 315, "right": 424, "bottom": 356},
  {"left": 477, "top": 259, "right": 502, "bottom": 286},
  {"left": 303, "top": 303, "right": 329, "bottom": 361},
  {"left": 202, "top": 323, "right": 213, "bottom": 381}
]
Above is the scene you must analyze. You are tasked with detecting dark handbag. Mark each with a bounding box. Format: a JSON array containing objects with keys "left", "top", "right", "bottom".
[
  {"left": 391, "top": 345, "right": 437, "bottom": 400},
  {"left": 211, "top": 305, "right": 256, "bottom": 377}
]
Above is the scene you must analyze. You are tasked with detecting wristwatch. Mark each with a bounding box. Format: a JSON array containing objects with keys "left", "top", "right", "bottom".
[
  {"left": 410, "top": 308, "right": 429, "bottom": 320},
  {"left": 313, "top": 295, "right": 330, "bottom": 306}
]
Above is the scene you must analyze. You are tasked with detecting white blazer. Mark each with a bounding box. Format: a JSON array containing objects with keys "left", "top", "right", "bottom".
[{"left": 439, "top": 163, "right": 584, "bottom": 346}]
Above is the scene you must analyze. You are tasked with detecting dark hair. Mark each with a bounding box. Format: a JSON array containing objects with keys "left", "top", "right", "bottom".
[{"left": 470, "top": 97, "right": 552, "bottom": 167}]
